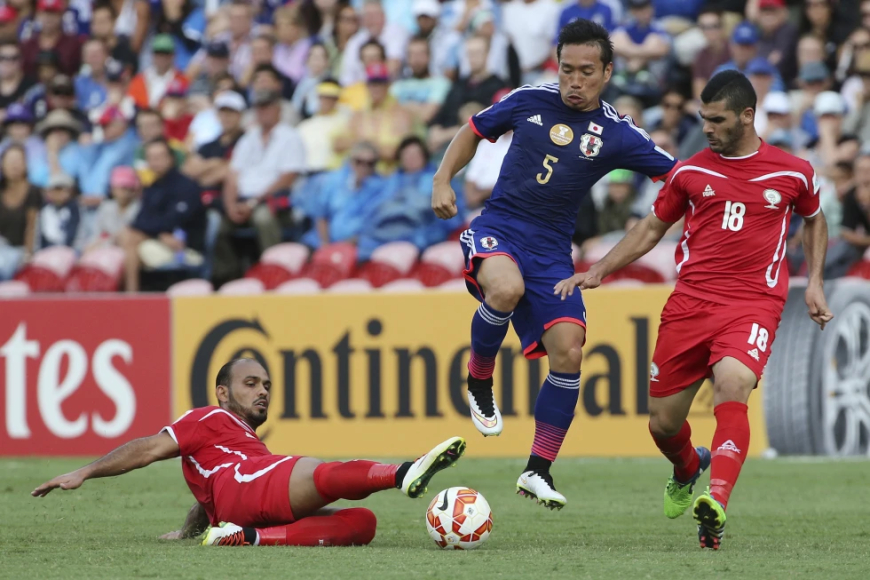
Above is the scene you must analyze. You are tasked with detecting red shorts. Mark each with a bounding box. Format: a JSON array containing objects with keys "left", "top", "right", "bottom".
[
  {"left": 211, "top": 455, "right": 302, "bottom": 527},
  {"left": 650, "top": 292, "right": 782, "bottom": 398}
]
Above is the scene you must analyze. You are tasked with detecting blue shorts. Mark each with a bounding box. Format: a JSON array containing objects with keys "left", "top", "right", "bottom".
[{"left": 459, "top": 220, "right": 586, "bottom": 359}]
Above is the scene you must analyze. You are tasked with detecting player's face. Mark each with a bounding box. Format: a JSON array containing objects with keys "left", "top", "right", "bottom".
[
  {"left": 699, "top": 100, "right": 753, "bottom": 155},
  {"left": 222, "top": 360, "right": 272, "bottom": 429},
  {"left": 557, "top": 43, "right": 612, "bottom": 112}
]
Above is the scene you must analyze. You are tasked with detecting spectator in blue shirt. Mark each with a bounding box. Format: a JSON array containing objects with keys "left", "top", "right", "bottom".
[
  {"left": 612, "top": 0, "right": 671, "bottom": 79},
  {"left": 302, "top": 141, "right": 388, "bottom": 250},
  {"left": 557, "top": 0, "right": 616, "bottom": 40},
  {"left": 75, "top": 39, "right": 111, "bottom": 114},
  {"left": 652, "top": 0, "right": 705, "bottom": 21},
  {"left": 29, "top": 109, "right": 88, "bottom": 189},
  {"left": 80, "top": 106, "right": 138, "bottom": 206},
  {"left": 712, "top": 21, "right": 786, "bottom": 92},
  {"left": 391, "top": 36, "right": 451, "bottom": 126},
  {"left": 358, "top": 136, "right": 462, "bottom": 259}
]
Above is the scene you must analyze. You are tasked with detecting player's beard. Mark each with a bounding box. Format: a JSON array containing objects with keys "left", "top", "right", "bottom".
[
  {"left": 226, "top": 389, "right": 268, "bottom": 429},
  {"left": 711, "top": 119, "right": 746, "bottom": 156}
]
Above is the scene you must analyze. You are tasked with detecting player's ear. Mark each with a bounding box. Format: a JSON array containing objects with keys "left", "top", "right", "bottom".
[
  {"left": 603, "top": 61, "right": 613, "bottom": 84},
  {"left": 216, "top": 384, "right": 229, "bottom": 405},
  {"left": 742, "top": 107, "right": 755, "bottom": 126}
]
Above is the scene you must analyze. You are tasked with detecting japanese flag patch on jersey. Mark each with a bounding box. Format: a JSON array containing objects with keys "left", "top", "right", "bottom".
[{"left": 480, "top": 236, "right": 498, "bottom": 250}]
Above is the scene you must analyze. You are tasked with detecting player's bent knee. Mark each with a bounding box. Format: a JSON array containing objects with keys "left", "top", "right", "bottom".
[
  {"left": 648, "top": 406, "right": 684, "bottom": 438},
  {"left": 712, "top": 378, "right": 754, "bottom": 405},
  {"left": 484, "top": 279, "right": 524, "bottom": 311},
  {"left": 549, "top": 343, "right": 583, "bottom": 373}
]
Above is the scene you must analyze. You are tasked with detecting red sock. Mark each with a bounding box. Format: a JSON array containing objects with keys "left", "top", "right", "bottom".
[
  {"left": 649, "top": 421, "right": 700, "bottom": 482},
  {"left": 312, "top": 460, "right": 398, "bottom": 503},
  {"left": 709, "top": 401, "right": 750, "bottom": 509},
  {"left": 256, "top": 508, "right": 377, "bottom": 546}
]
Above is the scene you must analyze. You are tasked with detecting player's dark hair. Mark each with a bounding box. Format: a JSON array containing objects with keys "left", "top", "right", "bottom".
[
  {"left": 556, "top": 18, "right": 613, "bottom": 65},
  {"left": 700, "top": 70, "right": 757, "bottom": 113},
  {"left": 216, "top": 359, "right": 243, "bottom": 389}
]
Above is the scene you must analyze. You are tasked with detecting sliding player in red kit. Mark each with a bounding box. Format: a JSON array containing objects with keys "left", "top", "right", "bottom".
[
  {"left": 556, "top": 71, "right": 833, "bottom": 549},
  {"left": 32, "top": 358, "right": 466, "bottom": 547}
]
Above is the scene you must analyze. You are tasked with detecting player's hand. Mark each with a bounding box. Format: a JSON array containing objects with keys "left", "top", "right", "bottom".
[
  {"left": 31, "top": 471, "right": 86, "bottom": 497},
  {"left": 158, "top": 530, "right": 184, "bottom": 540},
  {"left": 432, "top": 179, "right": 458, "bottom": 219},
  {"left": 805, "top": 283, "right": 834, "bottom": 330},
  {"left": 554, "top": 269, "right": 604, "bottom": 299}
]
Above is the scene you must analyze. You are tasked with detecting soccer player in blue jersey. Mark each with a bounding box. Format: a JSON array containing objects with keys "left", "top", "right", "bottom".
[{"left": 432, "top": 19, "right": 678, "bottom": 509}]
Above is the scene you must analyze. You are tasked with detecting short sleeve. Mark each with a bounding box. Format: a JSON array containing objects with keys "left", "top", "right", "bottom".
[
  {"left": 469, "top": 91, "right": 520, "bottom": 143},
  {"left": 162, "top": 410, "right": 207, "bottom": 456},
  {"left": 26, "top": 187, "right": 41, "bottom": 211},
  {"left": 279, "top": 129, "right": 307, "bottom": 174},
  {"left": 229, "top": 135, "right": 248, "bottom": 172},
  {"left": 841, "top": 192, "right": 861, "bottom": 231},
  {"left": 618, "top": 119, "right": 678, "bottom": 180},
  {"left": 651, "top": 170, "right": 689, "bottom": 223},
  {"left": 794, "top": 166, "right": 821, "bottom": 218}
]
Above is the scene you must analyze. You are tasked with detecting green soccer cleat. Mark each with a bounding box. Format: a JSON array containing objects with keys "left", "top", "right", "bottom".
[
  {"left": 693, "top": 488, "right": 727, "bottom": 550},
  {"left": 200, "top": 522, "right": 251, "bottom": 546},
  {"left": 663, "top": 446, "right": 711, "bottom": 519},
  {"left": 401, "top": 436, "right": 466, "bottom": 498}
]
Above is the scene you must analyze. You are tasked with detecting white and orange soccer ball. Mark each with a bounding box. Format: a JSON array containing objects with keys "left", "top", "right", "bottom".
[{"left": 425, "top": 487, "right": 493, "bottom": 550}]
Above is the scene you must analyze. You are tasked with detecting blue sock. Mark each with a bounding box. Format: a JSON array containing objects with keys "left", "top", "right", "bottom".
[
  {"left": 530, "top": 371, "right": 581, "bottom": 462},
  {"left": 468, "top": 302, "right": 512, "bottom": 380}
]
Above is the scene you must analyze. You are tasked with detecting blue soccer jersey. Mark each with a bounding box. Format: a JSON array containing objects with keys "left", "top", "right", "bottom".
[{"left": 468, "top": 83, "right": 677, "bottom": 253}]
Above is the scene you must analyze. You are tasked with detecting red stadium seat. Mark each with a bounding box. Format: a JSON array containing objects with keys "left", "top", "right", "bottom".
[
  {"left": 437, "top": 278, "right": 469, "bottom": 292},
  {"left": 273, "top": 278, "right": 321, "bottom": 294},
  {"left": 413, "top": 262, "right": 455, "bottom": 287},
  {"left": 64, "top": 266, "right": 119, "bottom": 292},
  {"left": 421, "top": 241, "right": 465, "bottom": 276},
  {"left": 379, "top": 278, "right": 426, "bottom": 292},
  {"left": 245, "top": 262, "right": 296, "bottom": 289},
  {"left": 260, "top": 242, "right": 310, "bottom": 275},
  {"left": 167, "top": 279, "right": 214, "bottom": 296},
  {"left": 303, "top": 242, "right": 358, "bottom": 288},
  {"left": 0, "top": 280, "right": 31, "bottom": 297},
  {"left": 370, "top": 241, "right": 419, "bottom": 275},
  {"left": 79, "top": 246, "right": 125, "bottom": 278},
  {"left": 218, "top": 278, "right": 266, "bottom": 295},
  {"left": 327, "top": 278, "right": 373, "bottom": 293},
  {"left": 31, "top": 246, "right": 77, "bottom": 278},
  {"left": 14, "top": 265, "right": 66, "bottom": 292},
  {"left": 357, "top": 261, "right": 403, "bottom": 287}
]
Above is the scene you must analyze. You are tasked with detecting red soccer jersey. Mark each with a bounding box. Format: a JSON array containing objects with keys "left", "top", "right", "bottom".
[
  {"left": 162, "top": 406, "right": 281, "bottom": 522},
  {"left": 652, "top": 141, "right": 820, "bottom": 306}
]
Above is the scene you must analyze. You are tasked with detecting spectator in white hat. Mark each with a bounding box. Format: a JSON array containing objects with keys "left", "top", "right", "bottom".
[
  {"left": 760, "top": 91, "right": 808, "bottom": 149},
  {"left": 806, "top": 90, "right": 846, "bottom": 170},
  {"left": 412, "top": 0, "right": 461, "bottom": 79}
]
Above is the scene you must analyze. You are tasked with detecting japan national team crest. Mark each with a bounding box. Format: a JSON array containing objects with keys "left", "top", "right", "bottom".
[
  {"left": 763, "top": 189, "right": 782, "bottom": 209},
  {"left": 579, "top": 133, "right": 603, "bottom": 157},
  {"left": 480, "top": 236, "right": 498, "bottom": 250},
  {"left": 549, "top": 124, "right": 574, "bottom": 146}
]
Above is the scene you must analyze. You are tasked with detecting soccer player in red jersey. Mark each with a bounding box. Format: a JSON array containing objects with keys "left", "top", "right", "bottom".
[
  {"left": 555, "top": 70, "right": 834, "bottom": 549},
  {"left": 32, "top": 358, "right": 466, "bottom": 547}
]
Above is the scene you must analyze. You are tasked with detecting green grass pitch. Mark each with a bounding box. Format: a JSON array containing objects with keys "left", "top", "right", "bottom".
[{"left": 4, "top": 457, "right": 868, "bottom": 579}]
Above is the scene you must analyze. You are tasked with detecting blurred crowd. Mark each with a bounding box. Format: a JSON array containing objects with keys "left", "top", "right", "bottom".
[{"left": 0, "top": 0, "right": 868, "bottom": 292}]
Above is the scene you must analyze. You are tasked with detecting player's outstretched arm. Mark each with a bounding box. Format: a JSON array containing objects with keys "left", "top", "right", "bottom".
[
  {"left": 554, "top": 213, "right": 672, "bottom": 298},
  {"left": 31, "top": 432, "right": 180, "bottom": 497},
  {"left": 801, "top": 211, "right": 834, "bottom": 329},
  {"left": 432, "top": 124, "right": 482, "bottom": 219}
]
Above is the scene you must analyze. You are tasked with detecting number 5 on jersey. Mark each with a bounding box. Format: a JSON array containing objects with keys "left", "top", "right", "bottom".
[
  {"left": 537, "top": 154, "right": 559, "bottom": 184},
  {"left": 721, "top": 200, "right": 746, "bottom": 231}
]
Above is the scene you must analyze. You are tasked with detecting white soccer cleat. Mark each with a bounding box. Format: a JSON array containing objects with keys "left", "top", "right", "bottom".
[
  {"left": 467, "top": 377, "right": 503, "bottom": 436},
  {"left": 401, "top": 436, "right": 467, "bottom": 498},
  {"left": 516, "top": 470, "right": 567, "bottom": 510},
  {"left": 200, "top": 522, "right": 251, "bottom": 546}
]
